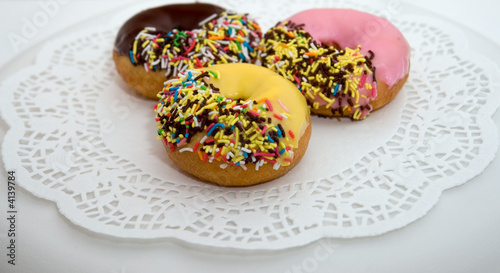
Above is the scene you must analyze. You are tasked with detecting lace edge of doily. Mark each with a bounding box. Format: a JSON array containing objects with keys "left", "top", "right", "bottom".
[{"left": 54, "top": 182, "right": 445, "bottom": 250}]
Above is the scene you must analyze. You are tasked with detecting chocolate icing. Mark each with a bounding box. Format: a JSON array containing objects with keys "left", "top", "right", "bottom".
[{"left": 114, "top": 3, "right": 225, "bottom": 55}]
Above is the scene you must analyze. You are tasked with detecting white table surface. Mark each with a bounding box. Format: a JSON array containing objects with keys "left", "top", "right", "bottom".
[{"left": 0, "top": 0, "right": 499, "bottom": 272}]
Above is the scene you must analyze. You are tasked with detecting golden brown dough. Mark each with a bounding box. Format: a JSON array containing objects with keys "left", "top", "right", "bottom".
[{"left": 164, "top": 122, "right": 311, "bottom": 186}]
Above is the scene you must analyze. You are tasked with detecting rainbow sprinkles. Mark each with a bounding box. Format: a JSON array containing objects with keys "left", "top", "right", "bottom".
[
  {"left": 131, "top": 12, "right": 262, "bottom": 78},
  {"left": 154, "top": 69, "right": 298, "bottom": 171},
  {"left": 258, "top": 21, "right": 377, "bottom": 120}
]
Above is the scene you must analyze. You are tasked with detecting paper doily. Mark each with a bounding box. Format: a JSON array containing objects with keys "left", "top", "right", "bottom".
[{"left": 1, "top": 0, "right": 499, "bottom": 249}]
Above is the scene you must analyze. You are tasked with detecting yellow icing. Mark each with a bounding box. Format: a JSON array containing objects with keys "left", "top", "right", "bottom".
[{"left": 205, "top": 63, "right": 309, "bottom": 149}]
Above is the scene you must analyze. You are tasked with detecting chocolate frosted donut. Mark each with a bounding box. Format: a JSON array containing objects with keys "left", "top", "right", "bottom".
[
  {"left": 114, "top": 4, "right": 225, "bottom": 55},
  {"left": 113, "top": 3, "right": 263, "bottom": 99}
]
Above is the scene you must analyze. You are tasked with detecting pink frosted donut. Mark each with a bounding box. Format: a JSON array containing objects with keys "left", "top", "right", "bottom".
[{"left": 259, "top": 8, "right": 410, "bottom": 119}]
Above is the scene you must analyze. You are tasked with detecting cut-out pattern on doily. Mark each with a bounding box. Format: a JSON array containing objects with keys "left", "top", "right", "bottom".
[{"left": 1, "top": 0, "right": 499, "bottom": 249}]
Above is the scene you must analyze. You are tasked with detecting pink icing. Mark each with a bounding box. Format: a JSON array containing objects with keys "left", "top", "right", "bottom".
[{"left": 287, "top": 8, "right": 410, "bottom": 88}]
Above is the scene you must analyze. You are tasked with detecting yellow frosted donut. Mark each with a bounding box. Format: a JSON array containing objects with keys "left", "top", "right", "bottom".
[{"left": 154, "top": 63, "right": 311, "bottom": 186}]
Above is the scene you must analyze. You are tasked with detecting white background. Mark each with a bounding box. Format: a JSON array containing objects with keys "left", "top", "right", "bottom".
[{"left": 0, "top": 0, "right": 499, "bottom": 272}]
